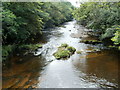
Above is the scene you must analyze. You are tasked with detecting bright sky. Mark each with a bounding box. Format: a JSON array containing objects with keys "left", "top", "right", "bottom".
[{"left": 67, "top": 0, "right": 80, "bottom": 7}]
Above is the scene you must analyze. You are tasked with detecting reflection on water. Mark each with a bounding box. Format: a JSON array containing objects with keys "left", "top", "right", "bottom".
[
  {"left": 2, "top": 20, "right": 120, "bottom": 88},
  {"left": 72, "top": 49, "right": 119, "bottom": 88},
  {"left": 2, "top": 55, "right": 46, "bottom": 88}
]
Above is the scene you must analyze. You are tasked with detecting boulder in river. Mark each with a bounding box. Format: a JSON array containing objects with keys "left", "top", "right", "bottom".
[{"left": 53, "top": 43, "right": 76, "bottom": 60}]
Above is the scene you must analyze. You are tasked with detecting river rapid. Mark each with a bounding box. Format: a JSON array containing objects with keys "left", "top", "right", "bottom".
[{"left": 2, "top": 20, "right": 119, "bottom": 88}]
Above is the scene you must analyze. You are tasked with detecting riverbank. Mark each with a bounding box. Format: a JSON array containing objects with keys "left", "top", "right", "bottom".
[
  {"left": 72, "top": 2, "right": 120, "bottom": 50},
  {"left": 71, "top": 24, "right": 120, "bottom": 50},
  {"left": 2, "top": 44, "right": 43, "bottom": 67}
]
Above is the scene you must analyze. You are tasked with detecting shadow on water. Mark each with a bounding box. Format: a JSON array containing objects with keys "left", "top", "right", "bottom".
[
  {"left": 2, "top": 54, "right": 46, "bottom": 88},
  {"left": 72, "top": 49, "right": 119, "bottom": 88}
]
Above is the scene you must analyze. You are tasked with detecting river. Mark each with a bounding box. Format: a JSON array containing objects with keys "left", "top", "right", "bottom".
[{"left": 2, "top": 20, "right": 119, "bottom": 88}]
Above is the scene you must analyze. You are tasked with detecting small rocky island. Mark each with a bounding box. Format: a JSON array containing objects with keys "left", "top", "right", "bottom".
[{"left": 53, "top": 44, "right": 76, "bottom": 60}]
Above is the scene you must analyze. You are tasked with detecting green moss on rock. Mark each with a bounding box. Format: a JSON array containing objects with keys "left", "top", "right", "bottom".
[
  {"left": 67, "top": 46, "right": 76, "bottom": 54},
  {"left": 61, "top": 43, "right": 68, "bottom": 48},
  {"left": 76, "top": 51, "right": 82, "bottom": 54},
  {"left": 53, "top": 44, "right": 76, "bottom": 60},
  {"left": 54, "top": 50, "right": 70, "bottom": 59}
]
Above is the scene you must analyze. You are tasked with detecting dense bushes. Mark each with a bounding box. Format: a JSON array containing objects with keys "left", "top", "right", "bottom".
[
  {"left": 41, "top": 2, "right": 74, "bottom": 28},
  {"left": 2, "top": 2, "right": 73, "bottom": 45},
  {"left": 101, "top": 25, "right": 120, "bottom": 40},
  {"left": 2, "top": 2, "right": 44, "bottom": 44},
  {"left": 111, "top": 27, "right": 120, "bottom": 45},
  {"left": 2, "top": 2, "right": 74, "bottom": 61},
  {"left": 73, "top": 2, "right": 120, "bottom": 49}
]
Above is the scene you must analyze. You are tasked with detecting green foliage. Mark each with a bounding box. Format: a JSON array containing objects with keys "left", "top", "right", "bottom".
[
  {"left": 73, "top": 2, "right": 120, "bottom": 48},
  {"left": 73, "top": 2, "right": 120, "bottom": 29},
  {"left": 119, "top": 46, "right": 120, "bottom": 50},
  {"left": 17, "top": 44, "right": 42, "bottom": 51},
  {"left": 2, "top": 44, "right": 42, "bottom": 61},
  {"left": 2, "top": 2, "right": 74, "bottom": 60},
  {"left": 41, "top": 2, "right": 74, "bottom": 28},
  {"left": 2, "top": 45, "right": 14, "bottom": 61},
  {"left": 2, "top": 9, "right": 18, "bottom": 44},
  {"left": 101, "top": 25, "right": 120, "bottom": 39},
  {"left": 2, "top": 45, "right": 12, "bottom": 57},
  {"left": 111, "top": 29, "right": 120, "bottom": 45},
  {"left": 60, "top": 43, "right": 68, "bottom": 48},
  {"left": 67, "top": 46, "right": 76, "bottom": 54},
  {"left": 2, "top": 2, "right": 44, "bottom": 44},
  {"left": 2, "top": 2, "right": 73, "bottom": 44}
]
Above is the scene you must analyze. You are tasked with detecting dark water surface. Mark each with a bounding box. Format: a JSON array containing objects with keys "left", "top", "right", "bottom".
[{"left": 3, "top": 20, "right": 119, "bottom": 88}]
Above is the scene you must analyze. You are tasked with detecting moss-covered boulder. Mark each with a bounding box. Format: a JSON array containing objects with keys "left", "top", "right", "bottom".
[
  {"left": 60, "top": 43, "right": 68, "bottom": 48},
  {"left": 53, "top": 43, "right": 76, "bottom": 60},
  {"left": 54, "top": 50, "right": 70, "bottom": 59},
  {"left": 67, "top": 46, "right": 76, "bottom": 54}
]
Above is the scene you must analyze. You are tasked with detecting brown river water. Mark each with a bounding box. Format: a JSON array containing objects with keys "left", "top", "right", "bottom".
[{"left": 2, "top": 20, "right": 119, "bottom": 88}]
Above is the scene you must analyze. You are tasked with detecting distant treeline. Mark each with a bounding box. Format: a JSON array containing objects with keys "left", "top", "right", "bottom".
[
  {"left": 73, "top": 2, "right": 120, "bottom": 49},
  {"left": 2, "top": 2, "right": 74, "bottom": 45}
]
